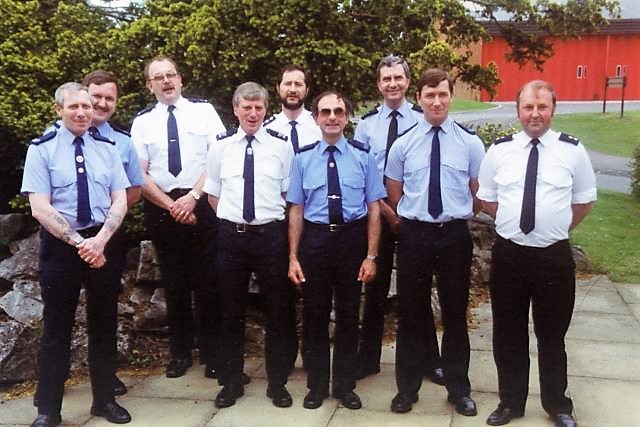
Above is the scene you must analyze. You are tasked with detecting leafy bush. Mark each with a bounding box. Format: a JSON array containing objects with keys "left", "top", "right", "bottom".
[
  {"left": 632, "top": 145, "right": 640, "bottom": 201},
  {"left": 472, "top": 122, "right": 518, "bottom": 148}
]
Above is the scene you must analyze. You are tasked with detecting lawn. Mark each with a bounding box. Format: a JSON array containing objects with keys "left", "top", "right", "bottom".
[
  {"left": 570, "top": 189, "right": 640, "bottom": 283},
  {"left": 552, "top": 111, "right": 640, "bottom": 157}
]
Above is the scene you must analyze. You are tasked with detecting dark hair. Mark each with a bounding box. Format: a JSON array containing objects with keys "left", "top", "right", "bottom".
[
  {"left": 82, "top": 70, "right": 118, "bottom": 91},
  {"left": 144, "top": 55, "right": 179, "bottom": 80},
  {"left": 311, "top": 90, "right": 353, "bottom": 118},
  {"left": 415, "top": 68, "right": 454, "bottom": 95},
  {"left": 376, "top": 55, "right": 410, "bottom": 80},
  {"left": 516, "top": 80, "right": 557, "bottom": 108},
  {"left": 279, "top": 64, "right": 309, "bottom": 85}
]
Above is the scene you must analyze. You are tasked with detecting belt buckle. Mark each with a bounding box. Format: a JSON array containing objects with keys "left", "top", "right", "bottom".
[
  {"left": 437, "top": 222, "right": 445, "bottom": 228},
  {"left": 236, "top": 223, "right": 247, "bottom": 233},
  {"left": 328, "top": 224, "right": 339, "bottom": 232}
]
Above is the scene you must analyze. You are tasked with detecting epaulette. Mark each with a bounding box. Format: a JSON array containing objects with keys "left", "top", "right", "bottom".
[
  {"left": 559, "top": 133, "right": 579, "bottom": 145},
  {"left": 31, "top": 130, "right": 57, "bottom": 145},
  {"left": 298, "top": 141, "right": 319, "bottom": 153},
  {"left": 347, "top": 139, "right": 370, "bottom": 153},
  {"left": 455, "top": 121, "right": 476, "bottom": 135},
  {"left": 361, "top": 104, "right": 380, "bottom": 119},
  {"left": 53, "top": 121, "right": 61, "bottom": 129},
  {"left": 90, "top": 130, "right": 116, "bottom": 145},
  {"left": 411, "top": 104, "right": 423, "bottom": 113},
  {"left": 398, "top": 122, "right": 418, "bottom": 138},
  {"left": 216, "top": 128, "right": 238, "bottom": 140},
  {"left": 493, "top": 135, "right": 513, "bottom": 145},
  {"left": 135, "top": 105, "right": 154, "bottom": 117},
  {"left": 110, "top": 124, "right": 131, "bottom": 137},
  {"left": 188, "top": 97, "right": 209, "bottom": 103},
  {"left": 263, "top": 115, "right": 276, "bottom": 126},
  {"left": 266, "top": 128, "right": 287, "bottom": 141}
]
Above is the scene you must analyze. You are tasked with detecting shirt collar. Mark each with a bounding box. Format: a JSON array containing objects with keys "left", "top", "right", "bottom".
[
  {"left": 321, "top": 136, "right": 348, "bottom": 154},
  {"left": 159, "top": 96, "right": 186, "bottom": 112},
  {"left": 237, "top": 125, "right": 268, "bottom": 143},
  {"left": 58, "top": 125, "right": 89, "bottom": 144},
  {"left": 422, "top": 116, "right": 453, "bottom": 135},
  {"left": 381, "top": 99, "right": 411, "bottom": 118},
  {"left": 518, "top": 129, "right": 556, "bottom": 149}
]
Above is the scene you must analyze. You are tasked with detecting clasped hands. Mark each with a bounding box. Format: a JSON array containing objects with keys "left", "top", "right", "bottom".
[
  {"left": 169, "top": 194, "right": 197, "bottom": 225},
  {"left": 76, "top": 237, "right": 106, "bottom": 269}
]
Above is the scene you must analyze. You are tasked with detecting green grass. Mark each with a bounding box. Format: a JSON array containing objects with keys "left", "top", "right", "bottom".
[
  {"left": 353, "top": 98, "right": 495, "bottom": 116},
  {"left": 552, "top": 111, "right": 640, "bottom": 157},
  {"left": 570, "top": 189, "right": 640, "bottom": 283}
]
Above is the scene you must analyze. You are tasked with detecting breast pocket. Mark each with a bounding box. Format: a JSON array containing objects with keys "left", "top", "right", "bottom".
[
  {"left": 50, "top": 168, "right": 76, "bottom": 189},
  {"left": 342, "top": 174, "right": 366, "bottom": 211},
  {"left": 219, "top": 161, "right": 243, "bottom": 181},
  {"left": 187, "top": 126, "right": 210, "bottom": 157},
  {"left": 494, "top": 167, "right": 521, "bottom": 189},
  {"left": 540, "top": 166, "right": 572, "bottom": 189}
]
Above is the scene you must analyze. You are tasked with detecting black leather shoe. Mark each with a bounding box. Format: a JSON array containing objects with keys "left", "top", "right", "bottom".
[
  {"left": 204, "top": 365, "right": 217, "bottom": 379},
  {"left": 266, "top": 385, "right": 293, "bottom": 408},
  {"left": 448, "top": 395, "right": 477, "bottom": 416},
  {"left": 390, "top": 392, "right": 418, "bottom": 413},
  {"left": 333, "top": 390, "right": 362, "bottom": 409},
  {"left": 91, "top": 401, "right": 131, "bottom": 424},
  {"left": 215, "top": 384, "right": 244, "bottom": 408},
  {"left": 166, "top": 358, "right": 192, "bottom": 378},
  {"left": 355, "top": 364, "right": 380, "bottom": 380},
  {"left": 487, "top": 405, "right": 524, "bottom": 425},
  {"left": 303, "top": 389, "right": 329, "bottom": 409},
  {"left": 426, "top": 367, "right": 446, "bottom": 385},
  {"left": 113, "top": 376, "right": 127, "bottom": 396},
  {"left": 552, "top": 413, "right": 576, "bottom": 427},
  {"left": 30, "top": 414, "right": 61, "bottom": 427}
]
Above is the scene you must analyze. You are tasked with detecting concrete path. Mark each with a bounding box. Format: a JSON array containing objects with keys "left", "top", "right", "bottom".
[{"left": 2, "top": 275, "right": 639, "bottom": 426}]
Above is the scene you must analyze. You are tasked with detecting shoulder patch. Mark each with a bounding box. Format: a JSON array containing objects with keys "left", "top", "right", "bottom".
[
  {"left": 455, "top": 121, "right": 476, "bottom": 135},
  {"left": 559, "top": 132, "right": 579, "bottom": 145},
  {"left": 397, "top": 122, "right": 418, "bottom": 139},
  {"left": 216, "top": 128, "right": 238, "bottom": 140},
  {"left": 411, "top": 104, "right": 423, "bottom": 113},
  {"left": 187, "top": 97, "right": 209, "bottom": 103},
  {"left": 31, "top": 130, "right": 57, "bottom": 145},
  {"left": 298, "top": 141, "right": 320, "bottom": 153},
  {"left": 263, "top": 115, "right": 276, "bottom": 126},
  {"left": 347, "top": 139, "right": 370, "bottom": 153},
  {"left": 110, "top": 124, "right": 131, "bottom": 137},
  {"left": 90, "top": 130, "right": 116, "bottom": 145},
  {"left": 135, "top": 105, "right": 154, "bottom": 117},
  {"left": 361, "top": 104, "right": 380, "bottom": 119},
  {"left": 53, "top": 121, "right": 61, "bottom": 129},
  {"left": 266, "top": 128, "right": 287, "bottom": 141},
  {"left": 493, "top": 135, "right": 514, "bottom": 145}
]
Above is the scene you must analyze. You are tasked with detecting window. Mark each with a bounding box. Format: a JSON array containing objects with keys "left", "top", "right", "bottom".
[
  {"left": 615, "top": 65, "right": 627, "bottom": 77},
  {"left": 576, "top": 65, "right": 587, "bottom": 79}
]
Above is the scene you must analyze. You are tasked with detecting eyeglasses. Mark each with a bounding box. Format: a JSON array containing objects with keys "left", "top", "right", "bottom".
[
  {"left": 148, "top": 72, "right": 179, "bottom": 82},
  {"left": 318, "top": 107, "right": 346, "bottom": 118}
]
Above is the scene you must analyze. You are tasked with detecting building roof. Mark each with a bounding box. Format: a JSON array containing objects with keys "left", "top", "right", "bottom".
[{"left": 483, "top": 18, "right": 640, "bottom": 37}]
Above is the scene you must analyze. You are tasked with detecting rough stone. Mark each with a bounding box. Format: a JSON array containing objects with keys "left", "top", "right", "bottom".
[
  {"left": 136, "top": 240, "right": 162, "bottom": 283},
  {"left": 0, "top": 289, "right": 43, "bottom": 326},
  {"left": 572, "top": 246, "right": 592, "bottom": 272},
  {"left": 0, "top": 233, "right": 39, "bottom": 283},
  {"left": 0, "top": 319, "right": 40, "bottom": 382}
]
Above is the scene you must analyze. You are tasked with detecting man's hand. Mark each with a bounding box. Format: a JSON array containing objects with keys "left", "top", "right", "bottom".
[
  {"left": 288, "top": 258, "right": 306, "bottom": 285},
  {"left": 77, "top": 237, "right": 107, "bottom": 268},
  {"left": 357, "top": 258, "right": 377, "bottom": 283},
  {"left": 169, "top": 194, "right": 197, "bottom": 224}
]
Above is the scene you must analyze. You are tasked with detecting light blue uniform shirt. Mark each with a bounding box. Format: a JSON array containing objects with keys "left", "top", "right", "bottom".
[
  {"left": 385, "top": 117, "right": 485, "bottom": 222},
  {"left": 47, "top": 120, "right": 144, "bottom": 187},
  {"left": 287, "top": 136, "right": 386, "bottom": 224},
  {"left": 21, "top": 125, "right": 130, "bottom": 230},
  {"left": 354, "top": 100, "right": 422, "bottom": 176}
]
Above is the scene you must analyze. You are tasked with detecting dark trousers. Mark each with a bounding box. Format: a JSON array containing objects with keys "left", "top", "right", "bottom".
[
  {"left": 144, "top": 193, "right": 218, "bottom": 364},
  {"left": 300, "top": 219, "right": 367, "bottom": 394},
  {"left": 395, "top": 219, "right": 472, "bottom": 398},
  {"left": 216, "top": 220, "right": 296, "bottom": 387},
  {"left": 358, "top": 217, "right": 441, "bottom": 371},
  {"left": 490, "top": 236, "right": 575, "bottom": 415},
  {"left": 36, "top": 228, "right": 120, "bottom": 415}
]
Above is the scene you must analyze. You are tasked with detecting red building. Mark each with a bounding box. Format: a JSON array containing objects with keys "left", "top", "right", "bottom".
[{"left": 480, "top": 19, "right": 640, "bottom": 101}]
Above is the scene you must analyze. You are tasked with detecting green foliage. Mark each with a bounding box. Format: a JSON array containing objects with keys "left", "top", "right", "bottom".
[
  {"left": 632, "top": 145, "right": 640, "bottom": 202},
  {"left": 472, "top": 123, "right": 518, "bottom": 147}
]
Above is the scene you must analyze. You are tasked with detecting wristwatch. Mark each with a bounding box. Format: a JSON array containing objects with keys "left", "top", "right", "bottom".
[
  {"left": 189, "top": 190, "right": 201, "bottom": 201},
  {"left": 71, "top": 234, "right": 85, "bottom": 246},
  {"left": 366, "top": 254, "right": 378, "bottom": 261}
]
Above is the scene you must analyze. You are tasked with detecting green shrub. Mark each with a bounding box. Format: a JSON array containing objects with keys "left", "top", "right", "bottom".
[
  {"left": 471, "top": 122, "right": 518, "bottom": 148},
  {"left": 632, "top": 145, "right": 640, "bottom": 201}
]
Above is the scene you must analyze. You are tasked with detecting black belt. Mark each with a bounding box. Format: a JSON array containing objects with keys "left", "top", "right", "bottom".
[
  {"left": 77, "top": 225, "right": 102, "bottom": 238},
  {"left": 402, "top": 218, "right": 467, "bottom": 229},
  {"left": 304, "top": 216, "right": 367, "bottom": 233},
  {"left": 167, "top": 188, "right": 191, "bottom": 199},
  {"left": 220, "top": 219, "right": 282, "bottom": 233}
]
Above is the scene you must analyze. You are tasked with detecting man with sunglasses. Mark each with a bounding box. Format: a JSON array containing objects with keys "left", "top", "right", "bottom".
[
  {"left": 130, "top": 55, "right": 226, "bottom": 380},
  {"left": 287, "top": 91, "right": 385, "bottom": 410},
  {"left": 354, "top": 55, "right": 444, "bottom": 385}
]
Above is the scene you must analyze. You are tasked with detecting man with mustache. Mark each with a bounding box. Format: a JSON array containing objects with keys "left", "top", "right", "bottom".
[
  {"left": 264, "top": 64, "right": 321, "bottom": 153},
  {"left": 130, "top": 55, "right": 225, "bottom": 380}
]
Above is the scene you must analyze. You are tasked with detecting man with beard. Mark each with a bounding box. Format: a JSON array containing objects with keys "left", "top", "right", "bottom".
[{"left": 264, "top": 64, "right": 321, "bottom": 153}]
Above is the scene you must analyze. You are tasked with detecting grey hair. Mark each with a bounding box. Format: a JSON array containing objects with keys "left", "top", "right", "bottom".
[
  {"left": 54, "top": 82, "right": 89, "bottom": 106},
  {"left": 232, "top": 82, "right": 269, "bottom": 108},
  {"left": 376, "top": 55, "right": 411, "bottom": 80}
]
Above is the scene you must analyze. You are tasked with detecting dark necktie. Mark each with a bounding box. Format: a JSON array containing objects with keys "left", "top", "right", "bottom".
[
  {"left": 520, "top": 138, "right": 540, "bottom": 234},
  {"left": 384, "top": 110, "right": 399, "bottom": 171},
  {"left": 167, "top": 105, "right": 182, "bottom": 176},
  {"left": 243, "top": 135, "right": 255, "bottom": 223},
  {"left": 74, "top": 137, "right": 91, "bottom": 225},
  {"left": 327, "top": 145, "right": 343, "bottom": 224},
  {"left": 428, "top": 126, "right": 443, "bottom": 219},
  {"left": 290, "top": 120, "right": 299, "bottom": 153}
]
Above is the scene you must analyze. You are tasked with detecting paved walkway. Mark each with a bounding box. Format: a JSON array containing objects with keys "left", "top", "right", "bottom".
[{"left": 2, "top": 275, "right": 639, "bottom": 426}]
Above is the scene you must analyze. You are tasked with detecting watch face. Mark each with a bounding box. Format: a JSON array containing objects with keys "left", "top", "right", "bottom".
[{"left": 73, "top": 235, "right": 84, "bottom": 245}]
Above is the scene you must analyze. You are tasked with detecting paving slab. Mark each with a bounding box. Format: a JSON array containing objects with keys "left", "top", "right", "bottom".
[
  {"left": 329, "top": 407, "right": 451, "bottom": 427},
  {"left": 629, "top": 303, "right": 640, "bottom": 322},
  {"left": 567, "top": 339, "right": 640, "bottom": 381},
  {"left": 570, "top": 376, "right": 640, "bottom": 427},
  {"left": 575, "top": 288, "right": 632, "bottom": 315},
  {"left": 468, "top": 349, "right": 541, "bottom": 396},
  {"left": 566, "top": 312, "right": 640, "bottom": 343},
  {"left": 616, "top": 283, "right": 640, "bottom": 303},
  {"left": 586, "top": 275, "right": 618, "bottom": 292},
  {"left": 451, "top": 392, "right": 551, "bottom": 427},
  {"left": 126, "top": 365, "right": 219, "bottom": 400}
]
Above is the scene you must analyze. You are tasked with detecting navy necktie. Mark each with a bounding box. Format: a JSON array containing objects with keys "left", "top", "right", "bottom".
[
  {"left": 290, "top": 120, "right": 299, "bottom": 153},
  {"left": 74, "top": 137, "right": 91, "bottom": 225},
  {"left": 327, "top": 145, "right": 343, "bottom": 224},
  {"left": 243, "top": 135, "right": 255, "bottom": 223},
  {"left": 428, "top": 126, "right": 443, "bottom": 219},
  {"left": 384, "top": 110, "right": 399, "bottom": 171},
  {"left": 520, "top": 138, "right": 540, "bottom": 234},
  {"left": 167, "top": 105, "right": 182, "bottom": 176}
]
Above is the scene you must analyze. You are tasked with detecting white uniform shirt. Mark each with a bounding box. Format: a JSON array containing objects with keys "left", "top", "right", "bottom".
[
  {"left": 264, "top": 109, "right": 321, "bottom": 151},
  {"left": 204, "top": 126, "right": 293, "bottom": 224},
  {"left": 477, "top": 129, "right": 597, "bottom": 248},
  {"left": 130, "top": 96, "right": 225, "bottom": 192}
]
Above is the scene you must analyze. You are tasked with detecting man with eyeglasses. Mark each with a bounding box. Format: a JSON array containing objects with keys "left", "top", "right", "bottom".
[
  {"left": 354, "top": 55, "right": 443, "bottom": 385},
  {"left": 130, "top": 55, "right": 226, "bottom": 380},
  {"left": 204, "top": 82, "right": 297, "bottom": 409},
  {"left": 287, "top": 91, "right": 385, "bottom": 410},
  {"left": 385, "top": 68, "right": 485, "bottom": 416},
  {"left": 264, "top": 64, "right": 321, "bottom": 153}
]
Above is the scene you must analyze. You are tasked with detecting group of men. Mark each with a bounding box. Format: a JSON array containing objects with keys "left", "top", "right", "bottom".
[{"left": 21, "top": 53, "right": 596, "bottom": 427}]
